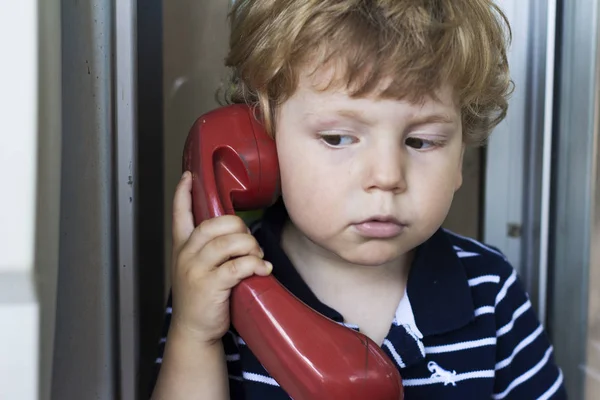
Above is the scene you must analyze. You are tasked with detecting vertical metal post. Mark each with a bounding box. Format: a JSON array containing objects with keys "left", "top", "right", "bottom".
[
  {"left": 519, "top": 0, "right": 558, "bottom": 323},
  {"left": 535, "top": 0, "right": 557, "bottom": 326},
  {"left": 114, "top": 0, "right": 138, "bottom": 398},
  {"left": 54, "top": 0, "right": 117, "bottom": 398}
]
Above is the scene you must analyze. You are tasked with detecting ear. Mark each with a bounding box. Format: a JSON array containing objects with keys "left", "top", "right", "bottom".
[{"left": 454, "top": 145, "right": 466, "bottom": 192}]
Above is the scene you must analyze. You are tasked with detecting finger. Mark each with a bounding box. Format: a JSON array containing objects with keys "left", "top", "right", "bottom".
[
  {"left": 172, "top": 171, "right": 195, "bottom": 251},
  {"left": 213, "top": 255, "right": 273, "bottom": 289},
  {"left": 183, "top": 215, "right": 251, "bottom": 255},
  {"left": 193, "top": 232, "right": 263, "bottom": 269}
]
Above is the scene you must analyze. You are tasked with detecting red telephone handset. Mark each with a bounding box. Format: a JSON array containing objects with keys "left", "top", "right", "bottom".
[{"left": 182, "top": 104, "right": 404, "bottom": 400}]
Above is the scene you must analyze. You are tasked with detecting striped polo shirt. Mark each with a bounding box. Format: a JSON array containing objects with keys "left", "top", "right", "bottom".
[{"left": 152, "top": 200, "right": 567, "bottom": 399}]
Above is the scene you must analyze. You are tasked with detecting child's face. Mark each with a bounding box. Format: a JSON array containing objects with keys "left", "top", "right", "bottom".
[{"left": 274, "top": 66, "right": 465, "bottom": 267}]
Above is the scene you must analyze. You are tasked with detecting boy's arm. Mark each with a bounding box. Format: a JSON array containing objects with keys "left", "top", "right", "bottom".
[
  {"left": 493, "top": 268, "right": 567, "bottom": 399},
  {"left": 149, "top": 293, "right": 242, "bottom": 400},
  {"left": 151, "top": 325, "right": 230, "bottom": 400}
]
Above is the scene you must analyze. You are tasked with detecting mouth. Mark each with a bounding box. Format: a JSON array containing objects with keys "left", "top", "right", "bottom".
[
  {"left": 357, "top": 215, "right": 405, "bottom": 225},
  {"left": 352, "top": 216, "right": 407, "bottom": 238}
]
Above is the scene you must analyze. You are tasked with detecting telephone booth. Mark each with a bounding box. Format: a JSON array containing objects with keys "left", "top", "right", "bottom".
[{"left": 1, "top": 0, "right": 599, "bottom": 399}]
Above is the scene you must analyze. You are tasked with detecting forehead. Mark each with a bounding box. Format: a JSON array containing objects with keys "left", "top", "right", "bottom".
[
  {"left": 290, "top": 62, "right": 460, "bottom": 117},
  {"left": 295, "top": 61, "right": 458, "bottom": 109}
]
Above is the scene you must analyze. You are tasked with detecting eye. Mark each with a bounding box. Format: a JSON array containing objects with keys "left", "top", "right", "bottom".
[
  {"left": 319, "top": 134, "right": 357, "bottom": 147},
  {"left": 405, "top": 137, "right": 438, "bottom": 150}
]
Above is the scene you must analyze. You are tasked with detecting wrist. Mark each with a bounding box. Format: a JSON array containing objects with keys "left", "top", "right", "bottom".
[{"left": 169, "top": 318, "right": 223, "bottom": 347}]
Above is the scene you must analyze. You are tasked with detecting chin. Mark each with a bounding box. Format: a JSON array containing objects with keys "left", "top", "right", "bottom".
[
  {"left": 336, "top": 236, "right": 414, "bottom": 267},
  {"left": 338, "top": 245, "right": 408, "bottom": 267}
]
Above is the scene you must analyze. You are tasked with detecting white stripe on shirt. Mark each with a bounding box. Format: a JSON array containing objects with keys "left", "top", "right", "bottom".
[
  {"left": 468, "top": 275, "right": 501, "bottom": 287},
  {"left": 425, "top": 337, "right": 496, "bottom": 354},
  {"left": 537, "top": 370, "right": 564, "bottom": 400},
  {"left": 495, "top": 325, "right": 544, "bottom": 370},
  {"left": 475, "top": 306, "right": 496, "bottom": 317},
  {"left": 496, "top": 300, "right": 532, "bottom": 337},
  {"left": 495, "top": 271, "right": 517, "bottom": 306},
  {"left": 453, "top": 245, "right": 481, "bottom": 258},
  {"left": 402, "top": 324, "right": 426, "bottom": 357},
  {"left": 457, "top": 250, "right": 482, "bottom": 258},
  {"left": 445, "top": 229, "right": 507, "bottom": 260},
  {"left": 383, "top": 339, "right": 406, "bottom": 368},
  {"left": 492, "top": 346, "right": 554, "bottom": 399},
  {"left": 242, "top": 371, "right": 280, "bottom": 386}
]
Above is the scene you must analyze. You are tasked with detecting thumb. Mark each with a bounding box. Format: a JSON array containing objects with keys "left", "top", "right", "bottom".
[{"left": 172, "top": 171, "right": 196, "bottom": 252}]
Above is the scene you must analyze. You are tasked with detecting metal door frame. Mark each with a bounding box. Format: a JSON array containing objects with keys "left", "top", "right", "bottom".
[{"left": 483, "top": 0, "right": 558, "bottom": 322}]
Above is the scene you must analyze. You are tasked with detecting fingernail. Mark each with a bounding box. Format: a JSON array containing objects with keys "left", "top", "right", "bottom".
[
  {"left": 181, "top": 171, "right": 188, "bottom": 179},
  {"left": 264, "top": 261, "right": 273, "bottom": 273},
  {"left": 259, "top": 247, "right": 264, "bottom": 258}
]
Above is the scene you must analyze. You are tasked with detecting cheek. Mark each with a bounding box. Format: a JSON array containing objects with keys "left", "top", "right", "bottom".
[
  {"left": 276, "top": 138, "right": 346, "bottom": 235},
  {"left": 279, "top": 166, "right": 338, "bottom": 241},
  {"left": 276, "top": 133, "right": 347, "bottom": 197},
  {"left": 406, "top": 159, "right": 461, "bottom": 220}
]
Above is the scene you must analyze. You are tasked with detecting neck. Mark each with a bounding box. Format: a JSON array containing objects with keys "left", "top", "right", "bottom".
[{"left": 280, "top": 218, "right": 413, "bottom": 292}]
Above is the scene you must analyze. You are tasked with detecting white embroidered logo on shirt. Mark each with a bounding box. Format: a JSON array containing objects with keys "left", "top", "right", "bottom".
[{"left": 427, "top": 361, "right": 457, "bottom": 386}]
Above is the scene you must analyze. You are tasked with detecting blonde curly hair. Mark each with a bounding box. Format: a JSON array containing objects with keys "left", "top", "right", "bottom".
[{"left": 221, "top": 0, "right": 513, "bottom": 146}]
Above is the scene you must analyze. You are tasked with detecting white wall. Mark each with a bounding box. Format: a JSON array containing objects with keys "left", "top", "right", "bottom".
[{"left": 0, "top": 1, "right": 40, "bottom": 399}]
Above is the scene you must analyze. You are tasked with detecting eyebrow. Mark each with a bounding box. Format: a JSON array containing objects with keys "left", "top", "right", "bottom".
[
  {"left": 409, "top": 113, "right": 457, "bottom": 127},
  {"left": 325, "top": 109, "right": 375, "bottom": 126},
  {"left": 337, "top": 109, "right": 456, "bottom": 125},
  {"left": 305, "top": 108, "right": 458, "bottom": 127},
  {"left": 336, "top": 109, "right": 371, "bottom": 122},
  {"left": 304, "top": 109, "right": 374, "bottom": 127}
]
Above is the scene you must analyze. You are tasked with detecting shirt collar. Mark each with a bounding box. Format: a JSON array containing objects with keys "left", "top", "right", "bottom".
[
  {"left": 406, "top": 228, "right": 475, "bottom": 336},
  {"left": 252, "top": 198, "right": 474, "bottom": 336}
]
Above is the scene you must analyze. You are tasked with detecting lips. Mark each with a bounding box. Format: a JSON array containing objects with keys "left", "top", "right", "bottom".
[
  {"left": 352, "top": 216, "right": 406, "bottom": 238},
  {"left": 356, "top": 215, "right": 404, "bottom": 225}
]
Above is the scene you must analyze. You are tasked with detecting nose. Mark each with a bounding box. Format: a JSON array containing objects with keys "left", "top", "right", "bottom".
[{"left": 363, "top": 143, "right": 407, "bottom": 193}]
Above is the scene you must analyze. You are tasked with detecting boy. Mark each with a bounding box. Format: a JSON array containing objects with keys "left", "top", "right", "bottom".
[{"left": 151, "top": 0, "right": 567, "bottom": 398}]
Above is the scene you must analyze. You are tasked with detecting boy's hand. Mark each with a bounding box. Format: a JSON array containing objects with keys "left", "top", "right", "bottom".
[{"left": 169, "top": 171, "right": 273, "bottom": 344}]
